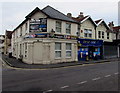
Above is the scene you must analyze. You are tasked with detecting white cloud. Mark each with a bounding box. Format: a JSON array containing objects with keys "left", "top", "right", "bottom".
[
  {"left": 0, "top": 0, "right": 119, "bottom": 2},
  {"left": 1, "top": 2, "right": 119, "bottom": 35},
  {"left": 0, "top": 3, "right": 3, "bottom": 34}
]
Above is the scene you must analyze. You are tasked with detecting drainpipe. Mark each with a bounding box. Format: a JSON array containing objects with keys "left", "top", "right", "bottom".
[
  {"left": 102, "top": 41, "right": 105, "bottom": 59},
  {"left": 118, "top": 44, "right": 120, "bottom": 58},
  {"left": 95, "top": 26, "right": 97, "bottom": 39}
]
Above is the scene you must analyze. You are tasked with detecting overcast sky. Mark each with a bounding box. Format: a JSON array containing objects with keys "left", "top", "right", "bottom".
[{"left": 0, "top": 0, "right": 119, "bottom": 35}]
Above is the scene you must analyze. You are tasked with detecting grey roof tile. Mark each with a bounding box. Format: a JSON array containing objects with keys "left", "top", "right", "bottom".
[{"left": 42, "top": 5, "right": 78, "bottom": 23}]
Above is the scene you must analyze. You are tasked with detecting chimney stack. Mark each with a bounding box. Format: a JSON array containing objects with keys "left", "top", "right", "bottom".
[
  {"left": 67, "top": 13, "right": 72, "bottom": 17},
  {"left": 108, "top": 21, "right": 114, "bottom": 29},
  {"left": 78, "top": 12, "right": 84, "bottom": 18}
]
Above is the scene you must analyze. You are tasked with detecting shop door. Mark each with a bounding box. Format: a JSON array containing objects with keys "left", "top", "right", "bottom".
[
  {"left": 88, "top": 46, "right": 93, "bottom": 60},
  {"left": 33, "top": 43, "right": 43, "bottom": 64},
  {"left": 78, "top": 47, "right": 88, "bottom": 61}
]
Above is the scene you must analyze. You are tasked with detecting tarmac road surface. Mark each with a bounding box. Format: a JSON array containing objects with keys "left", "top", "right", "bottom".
[{"left": 2, "top": 60, "right": 119, "bottom": 92}]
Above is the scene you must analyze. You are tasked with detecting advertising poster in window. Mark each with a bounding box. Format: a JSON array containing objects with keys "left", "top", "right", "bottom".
[{"left": 30, "top": 18, "right": 47, "bottom": 32}]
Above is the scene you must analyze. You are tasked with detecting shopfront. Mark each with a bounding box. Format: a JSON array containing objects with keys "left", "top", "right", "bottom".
[{"left": 77, "top": 38, "right": 103, "bottom": 61}]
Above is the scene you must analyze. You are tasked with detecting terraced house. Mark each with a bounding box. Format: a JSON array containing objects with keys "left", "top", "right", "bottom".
[
  {"left": 95, "top": 19, "right": 113, "bottom": 42},
  {"left": 72, "top": 13, "right": 104, "bottom": 61},
  {"left": 12, "top": 6, "right": 78, "bottom": 64}
]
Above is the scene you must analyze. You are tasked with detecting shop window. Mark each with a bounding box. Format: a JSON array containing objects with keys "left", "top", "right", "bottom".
[
  {"left": 56, "top": 21, "right": 61, "bottom": 33},
  {"left": 98, "top": 31, "right": 101, "bottom": 38},
  {"left": 66, "top": 23, "right": 71, "bottom": 34},
  {"left": 94, "top": 48, "right": 98, "bottom": 52},
  {"left": 55, "top": 43, "right": 61, "bottom": 58},
  {"left": 102, "top": 32, "right": 104, "bottom": 38},
  {"left": 66, "top": 43, "right": 72, "bottom": 57},
  {"left": 107, "top": 33, "right": 109, "bottom": 39},
  {"left": 84, "top": 29, "right": 92, "bottom": 38}
]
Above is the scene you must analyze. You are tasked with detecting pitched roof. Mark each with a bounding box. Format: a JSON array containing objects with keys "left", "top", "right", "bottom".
[
  {"left": 41, "top": 5, "right": 78, "bottom": 23},
  {"left": 72, "top": 15, "right": 97, "bottom": 27},
  {"left": 95, "top": 19, "right": 110, "bottom": 30},
  {"left": 25, "top": 7, "right": 48, "bottom": 18},
  {"left": 72, "top": 16, "right": 88, "bottom": 22},
  {"left": 113, "top": 26, "right": 120, "bottom": 33},
  {"left": 113, "top": 26, "right": 120, "bottom": 29},
  {"left": 13, "top": 6, "right": 78, "bottom": 32},
  {"left": 95, "top": 19, "right": 102, "bottom": 24}
]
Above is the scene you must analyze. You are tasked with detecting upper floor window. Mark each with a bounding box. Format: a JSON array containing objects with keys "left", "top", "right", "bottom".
[
  {"left": 56, "top": 21, "right": 61, "bottom": 33},
  {"left": 107, "top": 33, "right": 109, "bottom": 39},
  {"left": 84, "top": 29, "right": 92, "bottom": 38},
  {"left": 66, "top": 23, "right": 71, "bottom": 34},
  {"left": 102, "top": 31, "right": 104, "bottom": 38},
  {"left": 98, "top": 31, "right": 101, "bottom": 38}
]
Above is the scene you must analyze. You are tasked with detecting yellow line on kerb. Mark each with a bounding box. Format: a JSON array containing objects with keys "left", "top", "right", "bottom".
[{"left": 2, "top": 61, "right": 111, "bottom": 70}]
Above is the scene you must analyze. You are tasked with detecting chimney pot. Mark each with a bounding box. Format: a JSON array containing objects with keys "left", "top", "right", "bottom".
[
  {"left": 67, "top": 13, "right": 72, "bottom": 17},
  {"left": 78, "top": 12, "right": 84, "bottom": 18}
]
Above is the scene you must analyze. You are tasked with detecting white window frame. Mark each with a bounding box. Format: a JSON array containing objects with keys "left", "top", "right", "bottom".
[
  {"left": 84, "top": 29, "right": 92, "bottom": 38},
  {"left": 55, "top": 43, "right": 61, "bottom": 58},
  {"left": 66, "top": 43, "right": 72, "bottom": 58},
  {"left": 56, "top": 21, "right": 62, "bottom": 33},
  {"left": 66, "top": 23, "right": 71, "bottom": 34}
]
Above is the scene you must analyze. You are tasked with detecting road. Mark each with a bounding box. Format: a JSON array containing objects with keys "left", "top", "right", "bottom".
[{"left": 2, "top": 60, "right": 119, "bottom": 92}]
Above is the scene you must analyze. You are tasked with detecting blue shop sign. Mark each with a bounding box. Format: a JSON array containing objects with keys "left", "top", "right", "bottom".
[{"left": 77, "top": 38, "right": 103, "bottom": 46}]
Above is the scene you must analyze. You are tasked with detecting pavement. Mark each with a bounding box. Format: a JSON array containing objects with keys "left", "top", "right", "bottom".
[{"left": 1, "top": 54, "right": 119, "bottom": 69}]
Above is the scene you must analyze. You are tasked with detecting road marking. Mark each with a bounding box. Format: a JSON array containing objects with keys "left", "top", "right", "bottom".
[
  {"left": 114, "top": 72, "right": 119, "bottom": 75},
  {"left": 92, "top": 77, "right": 101, "bottom": 81},
  {"left": 77, "top": 81, "right": 87, "bottom": 84},
  {"left": 43, "top": 89, "right": 53, "bottom": 93},
  {"left": 105, "top": 75, "right": 111, "bottom": 77},
  {"left": 61, "top": 85, "right": 69, "bottom": 89}
]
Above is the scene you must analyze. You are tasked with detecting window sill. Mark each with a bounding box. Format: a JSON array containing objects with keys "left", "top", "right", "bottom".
[
  {"left": 66, "top": 57, "right": 72, "bottom": 59},
  {"left": 55, "top": 57, "right": 61, "bottom": 59}
]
